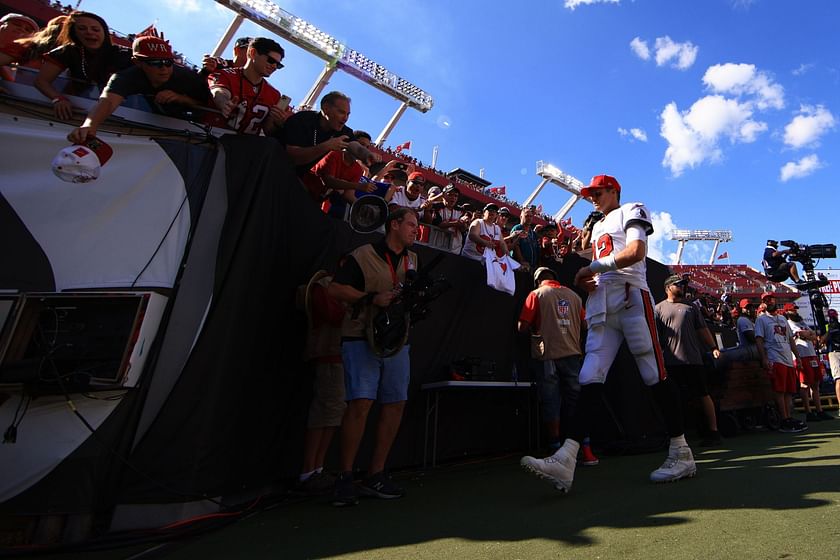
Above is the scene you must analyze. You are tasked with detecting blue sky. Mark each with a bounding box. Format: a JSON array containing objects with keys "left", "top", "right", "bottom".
[{"left": 79, "top": 0, "right": 839, "bottom": 271}]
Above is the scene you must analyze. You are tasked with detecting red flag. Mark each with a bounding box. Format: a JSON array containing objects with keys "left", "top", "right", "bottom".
[
  {"left": 395, "top": 141, "right": 411, "bottom": 153},
  {"left": 486, "top": 186, "right": 506, "bottom": 195},
  {"left": 717, "top": 251, "right": 729, "bottom": 260},
  {"left": 137, "top": 24, "right": 158, "bottom": 37}
]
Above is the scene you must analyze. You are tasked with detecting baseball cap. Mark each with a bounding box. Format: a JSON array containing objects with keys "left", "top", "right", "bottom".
[
  {"left": 0, "top": 13, "right": 38, "bottom": 34},
  {"left": 533, "top": 266, "right": 556, "bottom": 285},
  {"left": 408, "top": 171, "right": 425, "bottom": 183},
  {"left": 782, "top": 303, "right": 798, "bottom": 312},
  {"left": 664, "top": 274, "right": 684, "bottom": 288},
  {"left": 498, "top": 207, "right": 511, "bottom": 216},
  {"left": 738, "top": 298, "right": 752, "bottom": 309},
  {"left": 51, "top": 137, "right": 114, "bottom": 184},
  {"left": 581, "top": 174, "right": 621, "bottom": 198},
  {"left": 132, "top": 36, "right": 174, "bottom": 59},
  {"left": 234, "top": 36, "right": 252, "bottom": 49},
  {"left": 427, "top": 186, "right": 442, "bottom": 197},
  {"left": 760, "top": 292, "right": 775, "bottom": 301},
  {"left": 766, "top": 239, "right": 778, "bottom": 247},
  {"left": 443, "top": 184, "right": 459, "bottom": 194},
  {"left": 483, "top": 203, "right": 499, "bottom": 213}
]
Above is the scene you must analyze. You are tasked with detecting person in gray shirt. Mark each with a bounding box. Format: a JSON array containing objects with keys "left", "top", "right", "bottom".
[
  {"left": 655, "top": 275, "right": 722, "bottom": 446},
  {"left": 736, "top": 298, "right": 757, "bottom": 347}
]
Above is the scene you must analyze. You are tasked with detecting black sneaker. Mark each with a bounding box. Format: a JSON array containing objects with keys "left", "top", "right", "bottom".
[
  {"left": 359, "top": 471, "right": 405, "bottom": 499},
  {"left": 779, "top": 418, "right": 796, "bottom": 433},
  {"left": 792, "top": 419, "right": 808, "bottom": 432},
  {"left": 332, "top": 472, "right": 359, "bottom": 507}
]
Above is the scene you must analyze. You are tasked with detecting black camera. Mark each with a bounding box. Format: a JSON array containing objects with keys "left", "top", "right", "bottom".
[{"left": 780, "top": 240, "right": 836, "bottom": 263}]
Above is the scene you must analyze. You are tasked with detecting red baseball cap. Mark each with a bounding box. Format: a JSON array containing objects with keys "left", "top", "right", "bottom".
[
  {"left": 132, "top": 36, "right": 174, "bottom": 59},
  {"left": 581, "top": 174, "right": 621, "bottom": 198},
  {"left": 51, "top": 137, "right": 113, "bottom": 183},
  {"left": 782, "top": 303, "right": 798, "bottom": 312},
  {"left": 738, "top": 298, "right": 752, "bottom": 309},
  {"left": 408, "top": 171, "right": 425, "bottom": 183},
  {"left": 760, "top": 292, "right": 775, "bottom": 301}
]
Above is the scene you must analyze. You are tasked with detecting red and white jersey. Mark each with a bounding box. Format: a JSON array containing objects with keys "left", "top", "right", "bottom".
[
  {"left": 590, "top": 202, "right": 654, "bottom": 290},
  {"left": 208, "top": 68, "right": 281, "bottom": 135}
]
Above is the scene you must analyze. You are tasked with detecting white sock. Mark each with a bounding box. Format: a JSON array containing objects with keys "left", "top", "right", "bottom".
[
  {"left": 555, "top": 439, "right": 580, "bottom": 458},
  {"left": 669, "top": 435, "right": 688, "bottom": 449},
  {"left": 299, "top": 469, "right": 316, "bottom": 482}
]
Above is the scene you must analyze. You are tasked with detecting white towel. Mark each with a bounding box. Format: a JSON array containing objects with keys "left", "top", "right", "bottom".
[{"left": 585, "top": 284, "right": 607, "bottom": 326}]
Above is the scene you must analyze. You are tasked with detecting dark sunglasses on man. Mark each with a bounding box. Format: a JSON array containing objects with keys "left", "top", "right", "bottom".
[
  {"left": 262, "top": 53, "right": 284, "bottom": 69},
  {"left": 144, "top": 59, "right": 174, "bottom": 68}
]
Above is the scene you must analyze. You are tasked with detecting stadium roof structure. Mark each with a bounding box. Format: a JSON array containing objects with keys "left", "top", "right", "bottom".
[
  {"left": 522, "top": 161, "right": 586, "bottom": 223},
  {"left": 447, "top": 168, "right": 492, "bottom": 189},
  {"left": 670, "top": 229, "right": 733, "bottom": 264},
  {"left": 212, "top": 0, "right": 433, "bottom": 145}
]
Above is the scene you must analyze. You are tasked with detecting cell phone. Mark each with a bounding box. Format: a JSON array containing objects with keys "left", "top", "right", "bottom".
[{"left": 276, "top": 95, "right": 291, "bottom": 111}]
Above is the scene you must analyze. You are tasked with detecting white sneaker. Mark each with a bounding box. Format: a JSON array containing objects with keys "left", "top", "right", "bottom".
[
  {"left": 520, "top": 448, "right": 576, "bottom": 493},
  {"left": 650, "top": 446, "right": 697, "bottom": 483}
]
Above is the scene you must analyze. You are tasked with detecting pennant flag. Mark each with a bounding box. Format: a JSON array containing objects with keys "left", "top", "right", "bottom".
[
  {"left": 395, "top": 141, "right": 411, "bottom": 153},
  {"left": 717, "top": 251, "right": 729, "bottom": 260},
  {"left": 486, "top": 185, "right": 506, "bottom": 195}
]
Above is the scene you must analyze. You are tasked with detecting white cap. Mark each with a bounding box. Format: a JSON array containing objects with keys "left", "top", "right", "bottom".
[{"left": 51, "top": 145, "right": 102, "bottom": 183}]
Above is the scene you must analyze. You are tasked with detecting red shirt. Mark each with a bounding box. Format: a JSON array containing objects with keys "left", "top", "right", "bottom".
[
  {"left": 208, "top": 68, "right": 281, "bottom": 135},
  {"left": 311, "top": 150, "right": 364, "bottom": 184}
]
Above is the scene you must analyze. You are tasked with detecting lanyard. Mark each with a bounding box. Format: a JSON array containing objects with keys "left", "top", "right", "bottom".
[{"left": 384, "top": 252, "right": 408, "bottom": 287}]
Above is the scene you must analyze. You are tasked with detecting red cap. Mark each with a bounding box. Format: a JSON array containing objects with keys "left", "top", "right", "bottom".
[
  {"left": 782, "top": 303, "right": 798, "bottom": 312},
  {"left": 132, "top": 36, "right": 174, "bottom": 59},
  {"left": 760, "top": 292, "right": 775, "bottom": 301},
  {"left": 738, "top": 298, "right": 751, "bottom": 309},
  {"left": 581, "top": 174, "right": 621, "bottom": 198},
  {"left": 408, "top": 171, "right": 425, "bottom": 182}
]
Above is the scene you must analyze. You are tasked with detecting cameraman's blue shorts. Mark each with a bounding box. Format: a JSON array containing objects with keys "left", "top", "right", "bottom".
[{"left": 342, "top": 341, "right": 410, "bottom": 403}]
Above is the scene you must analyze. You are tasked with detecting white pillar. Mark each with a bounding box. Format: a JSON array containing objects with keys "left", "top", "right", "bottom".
[
  {"left": 211, "top": 14, "right": 245, "bottom": 58},
  {"left": 375, "top": 102, "right": 408, "bottom": 146}
]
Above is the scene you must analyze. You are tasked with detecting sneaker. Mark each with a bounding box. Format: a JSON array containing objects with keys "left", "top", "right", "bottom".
[
  {"left": 700, "top": 431, "right": 722, "bottom": 447},
  {"left": 332, "top": 472, "right": 359, "bottom": 507},
  {"left": 806, "top": 412, "right": 822, "bottom": 422},
  {"left": 521, "top": 447, "right": 576, "bottom": 492},
  {"left": 359, "top": 471, "right": 405, "bottom": 500},
  {"left": 780, "top": 418, "right": 807, "bottom": 433},
  {"left": 818, "top": 410, "right": 834, "bottom": 420},
  {"left": 296, "top": 471, "right": 336, "bottom": 496},
  {"left": 792, "top": 419, "right": 808, "bottom": 432},
  {"left": 650, "top": 446, "right": 697, "bottom": 483},
  {"left": 579, "top": 444, "right": 600, "bottom": 466}
]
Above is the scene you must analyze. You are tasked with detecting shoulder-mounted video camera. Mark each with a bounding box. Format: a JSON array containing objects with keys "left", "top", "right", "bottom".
[{"left": 366, "top": 270, "right": 450, "bottom": 357}]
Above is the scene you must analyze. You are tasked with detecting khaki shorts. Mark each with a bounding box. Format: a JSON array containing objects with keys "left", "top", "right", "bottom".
[
  {"left": 307, "top": 361, "right": 347, "bottom": 429},
  {"left": 830, "top": 352, "right": 840, "bottom": 381}
]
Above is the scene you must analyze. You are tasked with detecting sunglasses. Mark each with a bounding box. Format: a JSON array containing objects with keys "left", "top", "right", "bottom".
[
  {"left": 144, "top": 59, "right": 174, "bottom": 68},
  {"left": 263, "top": 53, "right": 284, "bottom": 68}
]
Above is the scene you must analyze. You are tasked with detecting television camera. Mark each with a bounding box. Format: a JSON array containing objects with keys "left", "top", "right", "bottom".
[
  {"left": 366, "top": 269, "right": 450, "bottom": 358},
  {"left": 780, "top": 240, "right": 836, "bottom": 331}
]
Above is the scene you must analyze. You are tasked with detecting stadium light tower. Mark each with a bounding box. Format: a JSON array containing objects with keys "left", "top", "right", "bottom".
[
  {"left": 212, "top": 0, "right": 434, "bottom": 145},
  {"left": 670, "top": 229, "right": 733, "bottom": 264},
  {"left": 523, "top": 161, "right": 586, "bottom": 222}
]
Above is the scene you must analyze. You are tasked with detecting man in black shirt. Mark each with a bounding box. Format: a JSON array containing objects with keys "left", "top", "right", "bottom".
[
  {"left": 68, "top": 36, "right": 211, "bottom": 144},
  {"left": 278, "top": 90, "right": 372, "bottom": 176}
]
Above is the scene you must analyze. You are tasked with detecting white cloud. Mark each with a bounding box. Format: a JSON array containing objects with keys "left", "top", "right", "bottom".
[
  {"left": 660, "top": 96, "right": 766, "bottom": 176},
  {"left": 648, "top": 211, "right": 679, "bottom": 264},
  {"left": 618, "top": 127, "right": 648, "bottom": 142},
  {"left": 653, "top": 36, "right": 698, "bottom": 70},
  {"left": 780, "top": 154, "right": 822, "bottom": 182},
  {"left": 792, "top": 63, "right": 814, "bottom": 76},
  {"left": 166, "top": 0, "right": 201, "bottom": 12},
  {"left": 783, "top": 105, "right": 836, "bottom": 149},
  {"left": 564, "top": 0, "right": 620, "bottom": 10},
  {"left": 703, "top": 63, "right": 785, "bottom": 110},
  {"left": 630, "top": 37, "right": 650, "bottom": 61}
]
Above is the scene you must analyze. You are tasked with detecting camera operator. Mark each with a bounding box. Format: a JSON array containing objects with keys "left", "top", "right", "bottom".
[
  {"left": 762, "top": 240, "right": 805, "bottom": 287},
  {"left": 327, "top": 208, "right": 419, "bottom": 506}
]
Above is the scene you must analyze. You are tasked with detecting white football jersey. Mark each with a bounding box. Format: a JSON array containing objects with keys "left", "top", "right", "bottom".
[{"left": 590, "top": 202, "right": 654, "bottom": 289}]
